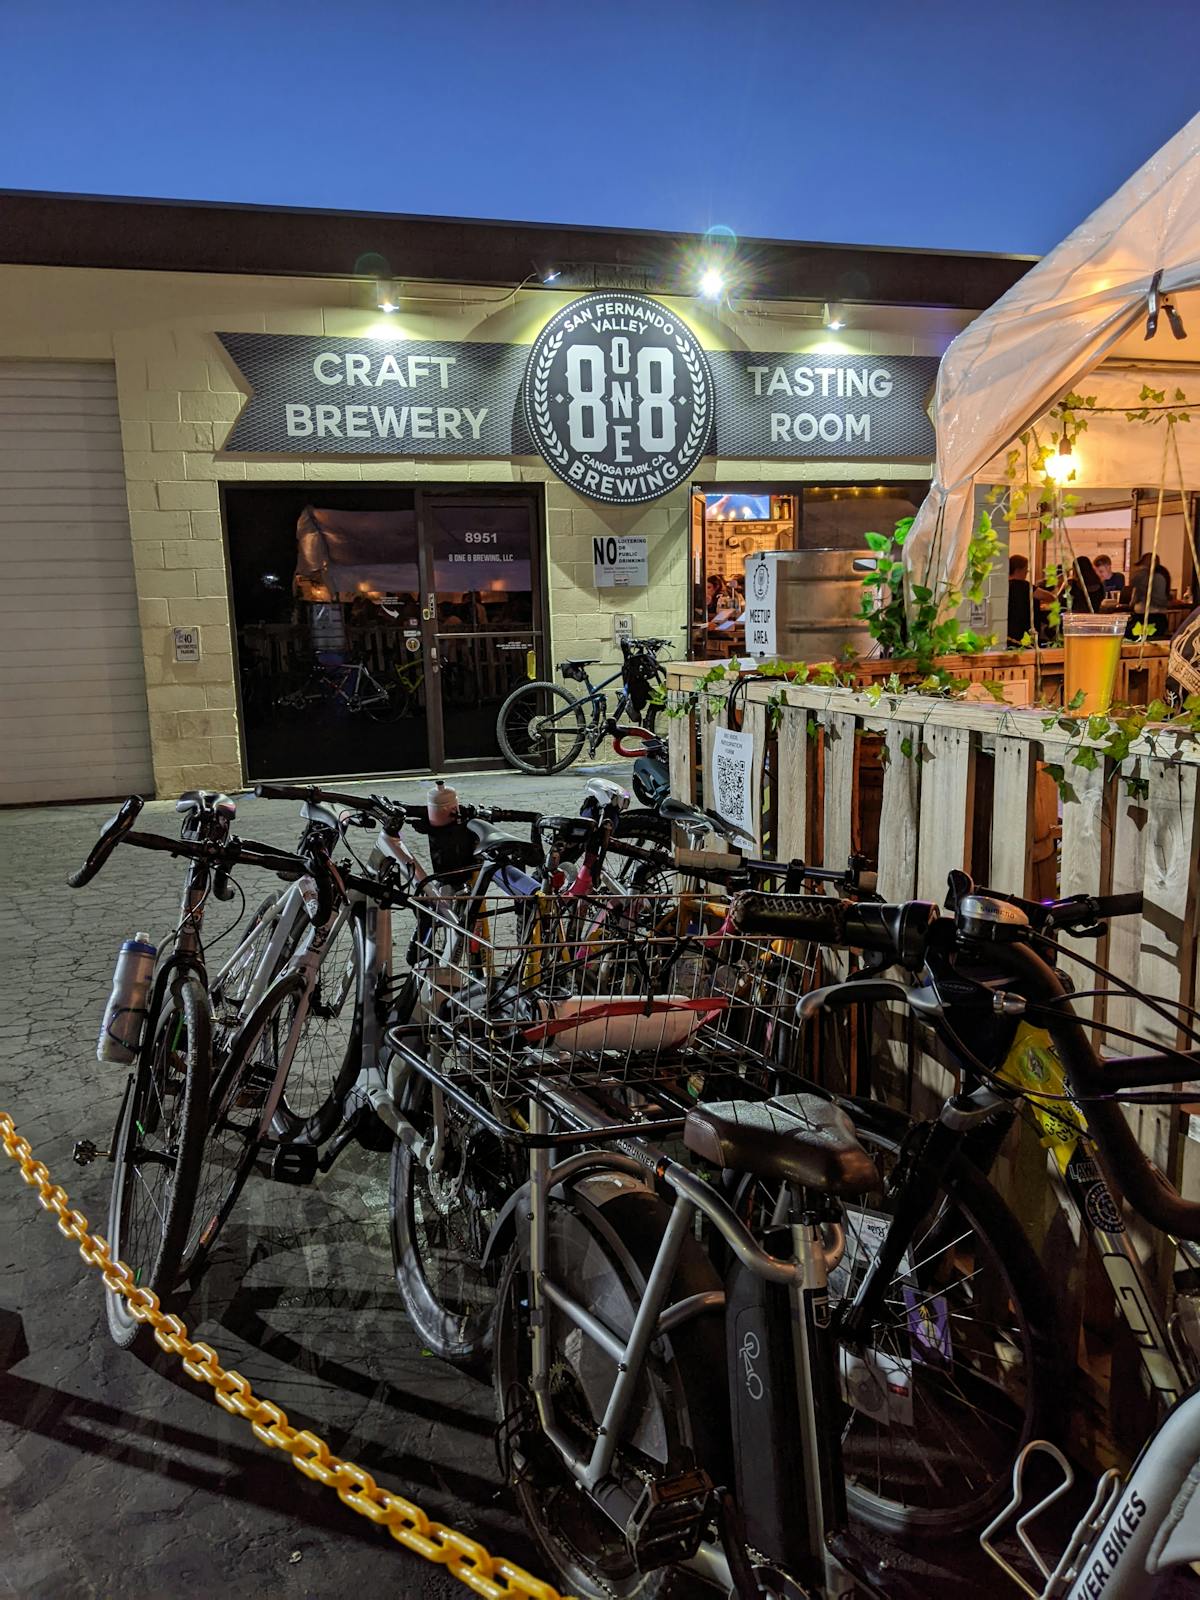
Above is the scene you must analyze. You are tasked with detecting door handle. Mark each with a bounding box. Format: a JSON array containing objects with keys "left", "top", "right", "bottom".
[{"left": 422, "top": 592, "right": 435, "bottom": 621}]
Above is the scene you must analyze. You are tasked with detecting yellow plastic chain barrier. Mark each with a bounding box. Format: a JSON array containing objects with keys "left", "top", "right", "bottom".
[{"left": 0, "top": 1110, "right": 576, "bottom": 1600}]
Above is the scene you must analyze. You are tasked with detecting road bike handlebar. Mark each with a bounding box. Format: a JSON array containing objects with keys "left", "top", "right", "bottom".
[
  {"left": 67, "top": 814, "right": 341, "bottom": 926},
  {"left": 254, "top": 781, "right": 539, "bottom": 835},
  {"left": 66, "top": 795, "right": 145, "bottom": 887}
]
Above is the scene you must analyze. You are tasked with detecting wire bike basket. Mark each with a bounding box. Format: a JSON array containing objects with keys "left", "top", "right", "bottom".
[{"left": 398, "top": 889, "right": 819, "bottom": 1107}]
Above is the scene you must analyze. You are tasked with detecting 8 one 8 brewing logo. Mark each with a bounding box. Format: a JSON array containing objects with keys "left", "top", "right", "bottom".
[{"left": 524, "top": 293, "right": 713, "bottom": 505}]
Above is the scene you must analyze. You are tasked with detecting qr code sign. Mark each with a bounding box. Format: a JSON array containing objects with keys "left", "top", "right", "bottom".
[
  {"left": 716, "top": 751, "right": 742, "bottom": 819},
  {"left": 712, "top": 727, "right": 753, "bottom": 832}
]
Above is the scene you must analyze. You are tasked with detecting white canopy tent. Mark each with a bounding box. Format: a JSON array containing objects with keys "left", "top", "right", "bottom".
[{"left": 909, "top": 111, "right": 1200, "bottom": 590}]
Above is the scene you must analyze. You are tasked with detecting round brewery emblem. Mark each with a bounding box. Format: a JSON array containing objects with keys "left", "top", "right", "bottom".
[
  {"left": 524, "top": 293, "right": 713, "bottom": 505},
  {"left": 751, "top": 559, "right": 770, "bottom": 601}
]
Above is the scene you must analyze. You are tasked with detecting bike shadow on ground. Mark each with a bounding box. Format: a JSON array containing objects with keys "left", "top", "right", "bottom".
[{"left": 138, "top": 1209, "right": 530, "bottom": 1560}]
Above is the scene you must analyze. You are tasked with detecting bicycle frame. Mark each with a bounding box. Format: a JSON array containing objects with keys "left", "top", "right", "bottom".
[
  {"left": 567, "top": 662, "right": 629, "bottom": 752},
  {"left": 510, "top": 1083, "right": 890, "bottom": 1599},
  {"left": 994, "top": 1022, "right": 1192, "bottom": 1406}
]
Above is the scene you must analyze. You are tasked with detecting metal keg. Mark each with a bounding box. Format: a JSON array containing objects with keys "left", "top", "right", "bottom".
[{"left": 743, "top": 548, "right": 873, "bottom": 662}]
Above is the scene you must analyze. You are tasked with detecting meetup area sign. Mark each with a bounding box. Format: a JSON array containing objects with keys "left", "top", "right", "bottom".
[{"left": 218, "top": 307, "right": 938, "bottom": 505}]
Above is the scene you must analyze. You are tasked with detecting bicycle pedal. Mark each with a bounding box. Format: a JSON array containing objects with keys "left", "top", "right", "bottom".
[
  {"left": 625, "top": 1468, "right": 715, "bottom": 1569},
  {"left": 72, "top": 1139, "right": 106, "bottom": 1166},
  {"left": 269, "top": 1144, "right": 320, "bottom": 1185}
]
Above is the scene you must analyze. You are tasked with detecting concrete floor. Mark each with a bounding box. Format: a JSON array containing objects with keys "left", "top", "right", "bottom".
[{"left": 1, "top": 765, "right": 1143, "bottom": 1600}]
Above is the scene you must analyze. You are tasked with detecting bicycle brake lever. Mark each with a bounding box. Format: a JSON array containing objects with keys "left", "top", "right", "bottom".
[{"left": 796, "top": 979, "right": 911, "bottom": 1020}]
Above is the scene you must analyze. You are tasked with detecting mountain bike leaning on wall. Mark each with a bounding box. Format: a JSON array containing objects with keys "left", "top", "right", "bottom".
[{"left": 496, "top": 636, "right": 670, "bottom": 775}]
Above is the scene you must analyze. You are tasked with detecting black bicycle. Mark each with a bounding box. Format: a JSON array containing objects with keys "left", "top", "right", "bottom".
[{"left": 496, "top": 636, "right": 669, "bottom": 774}]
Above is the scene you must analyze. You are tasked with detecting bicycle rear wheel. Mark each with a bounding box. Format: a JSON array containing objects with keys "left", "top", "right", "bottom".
[
  {"left": 497, "top": 682, "right": 587, "bottom": 774},
  {"left": 493, "top": 1184, "right": 728, "bottom": 1599},
  {"left": 832, "top": 1122, "right": 1059, "bottom": 1538},
  {"left": 106, "top": 974, "right": 211, "bottom": 1350}
]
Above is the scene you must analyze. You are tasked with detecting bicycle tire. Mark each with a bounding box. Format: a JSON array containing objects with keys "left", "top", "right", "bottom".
[
  {"left": 832, "top": 1121, "right": 1061, "bottom": 1539},
  {"left": 496, "top": 681, "right": 587, "bottom": 774},
  {"left": 105, "top": 974, "right": 212, "bottom": 1350},
  {"left": 388, "top": 1065, "right": 516, "bottom": 1367},
  {"left": 210, "top": 889, "right": 291, "bottom": 1043},
  {"left": 272, "top": 907, "right": 365, "bottom": 1143},
  {"left": 493, "top": 1184, "right": 728, "bottom": 1599},
  {"left": 185, "top": 968, "right": 308, "bottom": 1278},
  {"left": 363, "top": 678, "right": 410, "bottom": 723}
]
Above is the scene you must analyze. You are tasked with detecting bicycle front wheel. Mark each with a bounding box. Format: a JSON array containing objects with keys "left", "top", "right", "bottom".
[
  {"left": 496, "top": 682, "right": 586, "bottom": 774},
  {"left": 106, "top": 974, "right": 211, "bottom": 1350},
  {"left": 186, "top": 970, "right": 307, "bottom": 1278},
  {"left": 273, "top": 907, "right": 364, "bottom": 1142}
]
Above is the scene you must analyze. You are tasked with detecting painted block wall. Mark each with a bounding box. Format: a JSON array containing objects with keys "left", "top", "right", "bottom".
[{"left": 0, "top": 264, "right": 964, "bottom": 794}]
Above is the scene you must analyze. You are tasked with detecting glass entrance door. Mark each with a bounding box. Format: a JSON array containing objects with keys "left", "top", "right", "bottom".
[
  {"left": 421, "top": 493, "right": 542, "bottom": 767},
  {"left": 227, "top": 484, "right": 544, "bottom": 782}
]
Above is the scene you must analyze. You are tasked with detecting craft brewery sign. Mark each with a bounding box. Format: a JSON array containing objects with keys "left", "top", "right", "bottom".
[{"left": 218, "top": 304, "right": 937, "bottom": 506}]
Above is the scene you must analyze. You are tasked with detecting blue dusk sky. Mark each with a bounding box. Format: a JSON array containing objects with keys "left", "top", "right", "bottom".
[{"left": 2, "top": 0, "right": 1198, "bottom": 256}]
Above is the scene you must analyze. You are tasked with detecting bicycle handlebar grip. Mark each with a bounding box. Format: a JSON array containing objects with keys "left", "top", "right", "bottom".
[
  {"left": 730, "top": 892, "right": 939, "bottom": 966},
  {"left": 67, "top": 795, "right": 145, "bottom": 887},
  {"left": 485, "top": 806, "right": 542, "bottom": 825},
  {"left": 254, "top": 782, "right": 317, "bottom": 802},
  {"left": 1093, "top": 892, "right": 1144, "bottom": 920}
]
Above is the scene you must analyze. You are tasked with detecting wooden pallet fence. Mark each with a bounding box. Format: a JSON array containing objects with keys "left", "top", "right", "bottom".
[{"left": 666, "top": 662, "right": 1200, "bottom": 1456}]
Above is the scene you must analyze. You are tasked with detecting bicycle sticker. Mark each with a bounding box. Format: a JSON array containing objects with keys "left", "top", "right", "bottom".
[
  {"left": 839, "top": 1347, "right": 914, "bottom": 1428},
  {"left": 829, "top": 1206, "right": 912, "bottom": 1302},
  {"left": 902, "top": 1286, "right": 951, "bottom": 1366}
]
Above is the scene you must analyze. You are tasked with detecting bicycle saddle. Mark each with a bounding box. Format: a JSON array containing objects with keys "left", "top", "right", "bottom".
[
  {"left": 467, "top": 818, "right": 542, "bottom": 868},
  {"left": 558, "top": 658, "right": 599, "bottom": 670},
  {"left": 683, "top": 1093, "right": 879, "bottom": 1196},
  {"left": 659, "top": 797, "right": 745, "bottom": 842},
  {"left": 176, "top": 789, "right": 236, "bottom": 819}
]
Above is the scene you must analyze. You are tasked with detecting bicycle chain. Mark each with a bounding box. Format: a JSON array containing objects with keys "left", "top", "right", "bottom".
[{"left": 0, "top": 1109, "right": 577, "bottom": 1600}]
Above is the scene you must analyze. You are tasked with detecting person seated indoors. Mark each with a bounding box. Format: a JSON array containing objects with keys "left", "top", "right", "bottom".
[
  {"left": 1006, "top": 554, "right": 1055, "bottom": 644},
  {"left": 1094, "top": 553, "right": 1124, "bottom": 595},
  {"left": 1067, "top": 555, "right": 1106, "bottom": 614},
  {"left": 706, "top": 574, "right": 740, "bottom": 634},
  {"left": 1123, "top": 553, "right": 1171, "bottom": 639}
]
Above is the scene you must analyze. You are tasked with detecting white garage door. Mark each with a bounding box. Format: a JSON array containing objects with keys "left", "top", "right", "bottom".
[{"left": 0, "top": 362, "right": 154, "bottom": 806}]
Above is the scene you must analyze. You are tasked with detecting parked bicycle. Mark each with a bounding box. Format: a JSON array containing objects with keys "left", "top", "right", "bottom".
[
  {"left": 67, "top": 791, "right": 332, "bottom": 1349},
  {"left": 496, "top": 636, "right": 670, "bottom": 774},
  {"left": 275, "top": 653, "right": 410, "bottom": 722},
  {"left": 471, "top": 883, "right": 1200, "bottom": 1597}
]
